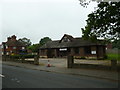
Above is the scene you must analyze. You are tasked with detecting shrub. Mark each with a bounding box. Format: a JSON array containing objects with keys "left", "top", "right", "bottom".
[
  {"left": 9, "top": 54, "right": 37, "bottom": 59},
  {"left": 24, "top": 54, "right": 37, "bottom": 58},
  {"left": 80, "top": 56, "right": 86, "bottom": 59},
  {"left": 107, "top": 53, "right": 119, "bottom": 60}
]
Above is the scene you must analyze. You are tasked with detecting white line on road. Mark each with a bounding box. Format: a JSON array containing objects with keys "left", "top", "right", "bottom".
[
  {"left": 0, "top": 74, "right": 5, "bottom": 77},
  {"left": 11, "top": 78, "right": 20, "bottom": 83}
]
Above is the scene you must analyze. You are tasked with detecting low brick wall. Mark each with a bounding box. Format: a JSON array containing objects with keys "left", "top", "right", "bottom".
[
  {"left": 72, "top": 64, "right": 118, "bottom": 71},
  {"left": 2, "top": 55, "right": 39, "bottom": 65},
  {"left": 67, "top": 55, "right": 119, "bottom": 71}
]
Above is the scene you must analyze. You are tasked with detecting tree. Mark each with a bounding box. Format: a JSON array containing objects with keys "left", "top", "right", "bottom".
[
  {"left": 27, "top": 37, "right": 52, "bottom": 53},
  {"left": 79, "top": 0, "right": 91, "bottom": 7},
  {"left": 18, "top": 37, "right": 32, "bottom": 47},
  {"left": 112, "top": 39, "right": 120, "bottom": 49},
  {"left": 81, "top": 2, "right": 120, "bottom": 41},
  {"left": 39, "top": 37, "right": 52, "bottom": 46},
  {"left": 79, "top": 0, "right": 119, "bottom": 7},
  {"left": 27, "top": 44, "right": 40, "bottom": 53}
]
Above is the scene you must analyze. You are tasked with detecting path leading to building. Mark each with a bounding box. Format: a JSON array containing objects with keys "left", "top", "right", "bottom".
[
  {"left": 39, "top": 58, "right": 120, "bottom": 67},
  {"left": 39, "top": 58, "right": 67, "bottom": 67}
]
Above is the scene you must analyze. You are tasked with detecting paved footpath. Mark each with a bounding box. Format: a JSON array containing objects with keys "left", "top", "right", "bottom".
[{"left": 2, "top": 61, "right": 119, "bottom": 82}]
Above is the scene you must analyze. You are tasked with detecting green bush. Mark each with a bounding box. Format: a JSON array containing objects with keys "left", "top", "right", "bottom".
[
  {"left": 9, "top": 54, "right": 37, "bottom": 59},
  {"left": 24, "top": 54, "right": 37, "bottom": 58},
  {"left": 104, "top": 55, "right": 108, "bottom": 59},
  {"left": 10, "top": 55, "right": 21, "bottom": 59},
  {"left": 107, "top": 53, "right": 119, "bottom": 60},
  {"left": 80, "top": 56, "right": 86, "bottom": 59}
]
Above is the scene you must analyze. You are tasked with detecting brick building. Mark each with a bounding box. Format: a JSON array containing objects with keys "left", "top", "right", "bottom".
[
  {"left": 39, "top": 34, "right": 106, "bottom": 59},
  {"left": 2, "top": 35, "right": 26, "bottom": 55}
]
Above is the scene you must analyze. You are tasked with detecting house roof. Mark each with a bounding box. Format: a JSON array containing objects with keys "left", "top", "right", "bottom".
[
  {"left": 40, "top": 34, "right": 105, "bottom": 49},
  {"left": 6, "top": 40, "right": 26, "bottom": 47},
  {"left": 59, "top": 34, "right": 74, "bottom": 42},
  {"left": 3, "top": 35, "right": 26, "bottom": 47}
]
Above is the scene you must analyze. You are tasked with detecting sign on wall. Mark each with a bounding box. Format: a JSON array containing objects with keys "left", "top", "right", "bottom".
[
  {"left": 91, "top": 51, "right": 96, "bottom": 54},
  {"left": 59, "top": 48, "right": 67, "bottom": 51}
]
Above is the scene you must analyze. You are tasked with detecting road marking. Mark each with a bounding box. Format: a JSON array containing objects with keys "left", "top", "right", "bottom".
[
  {"left": 17, "top": 80, "right": 20, "bottom": 83},
  {"left": 11, "top": 78, "right": 20, "bottom": 83},
  {"left": 0, "top": 74, "right": 5, "bottom": 77}
]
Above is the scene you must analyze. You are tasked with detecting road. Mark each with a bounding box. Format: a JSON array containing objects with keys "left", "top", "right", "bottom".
[{"left": 2, "top": 64, "right": 118, "bottom": 88}]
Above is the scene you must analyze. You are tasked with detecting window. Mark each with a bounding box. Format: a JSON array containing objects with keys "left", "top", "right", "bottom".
[
  {"left": 74, "top": 48, "right": 79, "bottom": 54},
  {"left": 61, "top": 37, "right": 70, "bottom": 42},
  {"left": 22, "top": 47, "right": 25, "bottom": 49},
  {"left": 84, "top": 47, "right": 91, "bottom": 54},
  {"left": 6, "top": 52, "right": 9, "bottom": 55},
  {"left": 13, "top": 47, "right": 16, "bottom": 49}
]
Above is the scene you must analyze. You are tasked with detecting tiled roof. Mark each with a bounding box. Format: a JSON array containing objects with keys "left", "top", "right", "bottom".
[
  {"left": 40, "top": 34, "right": 105, "bottom": 49},
  {"left": 3, "top": 35, "right": 26, "bottom": 47},
  {"left": 6, "top": 40, "right": 25, "bottom": 47}
]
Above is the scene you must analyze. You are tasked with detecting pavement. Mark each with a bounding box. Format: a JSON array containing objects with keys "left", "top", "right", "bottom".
[{"left": 1, "top": 59, "right": 119, "bottom": 82}]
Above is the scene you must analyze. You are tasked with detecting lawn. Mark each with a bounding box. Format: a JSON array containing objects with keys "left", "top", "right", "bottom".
[{"left": 107, "top": 53, "right": 120, "bottom": 61}]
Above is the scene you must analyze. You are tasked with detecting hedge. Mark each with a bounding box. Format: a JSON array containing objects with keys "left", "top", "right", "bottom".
[{"left": 8, "top": 54, "right": 37, "bottom": 59}]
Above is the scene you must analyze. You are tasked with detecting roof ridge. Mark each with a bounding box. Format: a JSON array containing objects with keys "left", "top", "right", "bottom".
[{"left": 64, "top": 34, "right": 74, "bottom": 38}]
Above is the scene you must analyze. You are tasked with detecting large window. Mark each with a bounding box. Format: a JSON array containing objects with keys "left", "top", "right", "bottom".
[
  {"left": 84, "top": 46, "right": 91, "bottom": 54},
  {"left": 74, "top": 48, "right": 79, "bottom": 54}
]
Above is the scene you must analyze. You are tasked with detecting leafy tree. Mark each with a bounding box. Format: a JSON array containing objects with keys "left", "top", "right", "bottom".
[
  {"left": 112, "top": 39, "right": 120, "bottom": 49},
  {"left": 27, "top": 44, "right": 40, "bottom": 53},
  {"left": 27, "top": 37, "right": 52, "bottom": 53},
  {"left": 81, "top": 2, "right": 120, "bottom": 41},
  {"left": 79, "top": 0, "right": 119, "bottom": 7},
  {"left": 79, "top": 0, "right": 91, "bottom": 7},
  {"left": 39, "top": 37, "right": 52, "bottom": 46},
  {"left": 18, "top": 37, "right": 32, "bottom": 47}
]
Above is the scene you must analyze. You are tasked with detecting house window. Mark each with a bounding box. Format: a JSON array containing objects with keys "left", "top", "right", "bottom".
[
  {"left": 22, "top": 47, "right": 25, "bottom": 49},
  {"left": 84, "top": 46, "right": 91, "bottom": 54},
  {"left": 13, "top": 47, "right": 16, "bottom": 49},
  {"left": 6, "top": 52, "right": 9, "bottom": 55}
]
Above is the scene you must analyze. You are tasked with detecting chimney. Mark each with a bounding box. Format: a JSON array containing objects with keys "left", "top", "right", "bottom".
[
  {"left": 7, "top": 37, "right": 11, "bottom": 41},
  {"left": 11, "top": 35, "right": 17, "bottom": 41}
]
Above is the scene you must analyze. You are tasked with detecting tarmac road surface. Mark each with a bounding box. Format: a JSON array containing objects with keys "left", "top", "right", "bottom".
[{"left": 2, "top": 64, "right": 118, "bottom": 88}]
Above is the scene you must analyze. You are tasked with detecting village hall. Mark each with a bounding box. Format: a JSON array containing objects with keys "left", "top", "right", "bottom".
[{"left": 39, "top": 34, "right": 106, "bottom": 59}]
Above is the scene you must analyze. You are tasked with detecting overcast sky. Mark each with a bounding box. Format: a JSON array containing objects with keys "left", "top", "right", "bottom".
[{"left": 0, "top": 0, "right": 97, "bottom": 44}]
